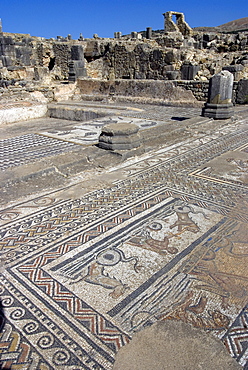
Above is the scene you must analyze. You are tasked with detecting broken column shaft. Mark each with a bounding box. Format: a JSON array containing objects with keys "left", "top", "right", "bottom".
[{"left": 202, "top": 70, "right": 234, "bottom": 119}]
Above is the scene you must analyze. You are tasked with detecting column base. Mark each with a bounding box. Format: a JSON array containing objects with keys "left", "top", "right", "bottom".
[{"left": 202, "top": 103, "right": 234, "bottom": 120}]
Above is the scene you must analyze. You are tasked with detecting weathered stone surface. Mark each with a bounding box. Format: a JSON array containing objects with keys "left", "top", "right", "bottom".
[
  {"left": 223, "top": 64, "right": 244, "bottom": 81},
  {"left": 202, "top": 103, "right": 234, "bottom": 119},
  {"left": 181, "top": 64, "right": 200, "bottom": 80},
  {"left": 208, "top": 70, "right": 234, "bottom": 104},
  {"left": 52, "top": 43, "right": 71, "bottom": 78},
  {"left": 113, "top": 320, "right": 242, "bottom": 370},
  {"left": 101, "top": 122, "right": 139, "bottom": 136},
  {"left": 1, "top": 55, "right": 12, "bottom": 67},
  {"left": 0, "top": 103, "right": 47, "bottom": 124},
  {"left": 146, "top": 27, "right": 152, "bottom": 39},
  {"left": 98, "top": 141, "right": 141, "bottom": 151},
  {"left": 77, "top": 78, "right": 197, "bottom": 104},
  {"left": 69, "top": 45, "right": 87, "bottom": 82},
  {"left": 166, "top": 70, "right": 180, "bottom": 80},
  {"left": 78, "top": 33, "right": 84, "bottom": 41},
  {"left": 163, "top": 11, "right": 192, "bottom": 36},
  {"left": 48, "top": 104, "right": 105, "bottom": 121},
  {"left": 114, "top": 32, "right": 122, "bottom": 39},
  {"left": 0, "top": 11, "right": 247, "bottom": 103},
  {"left": 68, "top": 60, "right": 87, "bottom": 82},
  {"left": 202, "top": 71, "right": 234, "bottom": 119},
  {"left": 0, "top": 30, "right": 247, "bottom": 88},
  {"left": 71, "top": 45, "right": 84, "bottom": 61},
  {"left": 53, "top": 83, "right": 79, "bottom": 102},
  {"left": 223, "top": 64, "right": 244, "bottom": 73},
  {"left": 99, "top": 122, "right": 141, "bottom": 151},
  {"left": 236, "top": 78, "right": 248, "bottom": 104}
]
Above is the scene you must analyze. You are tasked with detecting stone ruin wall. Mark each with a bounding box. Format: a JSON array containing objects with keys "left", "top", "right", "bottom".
[
  {"left": 0, "top": 34, "right": 74, "bottom": 82},
  {"left": 0, "top": 12, "right": 248, "bottom": 104}
]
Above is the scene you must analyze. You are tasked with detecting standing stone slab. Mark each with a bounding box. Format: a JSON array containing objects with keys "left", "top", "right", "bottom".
[
  {"left": 68, "top": 45, "right": 87, "bottom": 82},
  {"left": 202, "top": 70, "right": 234, "bottom": 119},
  {"left": 236, "top": 79, "right": 248, "bottom": 104},
  {"left": 181, "top": 64, "right": 200, "bottom": 80},
  {"left": 208, "top": 70, "right": 233, "bottom": 104},
  {"left": 71, "top": 45, "right": 84, "bottom": 61}
]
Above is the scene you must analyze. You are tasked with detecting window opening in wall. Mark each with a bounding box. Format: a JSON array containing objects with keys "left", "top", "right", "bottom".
[
  {"left": 172, "top": 15, "right": 177, "bottom": 25},
  {"left": 48, "top": 57, "right": 55, "bottom": 70}
]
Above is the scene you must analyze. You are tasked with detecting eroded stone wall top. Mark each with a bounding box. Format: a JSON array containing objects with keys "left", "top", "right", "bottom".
[{"left": 163, "top": 11, "right": 192, "bottom": 37}]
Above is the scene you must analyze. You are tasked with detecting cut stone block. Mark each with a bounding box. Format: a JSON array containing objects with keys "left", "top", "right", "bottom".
[
  {"left": 181, "top": 64, "right": 200, "bottom": 80},
  {"left": 98, "top": 122, "right": 141, "bottom": 151},
  {"left": 201, "top": 103, "right": 234, "bottom": 119},
  {"left": 236, "top": 79, "right": 248, "bottom": 104}
]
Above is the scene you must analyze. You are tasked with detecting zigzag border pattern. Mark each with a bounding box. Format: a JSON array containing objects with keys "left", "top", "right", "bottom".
[
  {"left": 18, "top": 256, "right": 130, "bottom": 352},
  {"left": 222, "top": 304, "right": 248, "bottom": 366}
]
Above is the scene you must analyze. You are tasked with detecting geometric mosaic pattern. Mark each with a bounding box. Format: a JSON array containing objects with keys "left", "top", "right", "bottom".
[
  {"left": 0, "top": 133, "right": 80, "bottom": 170},
  {"left": 222, "top": 304, "right": 248, "bottom": 367},
  {"left": 0, "top": 120, "right": 248, "bottom": 369},
  {"left": 39, "top": 107, "right": 202, "bottom": 146}
]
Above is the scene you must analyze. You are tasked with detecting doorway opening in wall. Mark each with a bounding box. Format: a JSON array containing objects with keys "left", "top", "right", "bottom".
[{"left": 48, "top": 57, "right": 55, "bottom": 70}]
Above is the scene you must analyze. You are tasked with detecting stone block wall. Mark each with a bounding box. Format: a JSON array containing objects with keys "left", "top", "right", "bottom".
[
  {"left": 0, "top": 34, "right": 33, "bottom": 68},
  {"left": 176, "top": 80, "right": 248, "bottom": 104},
  {"left": 176, "top": 81, "right": 209, "bottom": 101},
  {"left": 77, "top": 78, "right": 198, "bottom": 105},
  {"left": 100, "top": 43, "right": 181, "bottom": 80},
  {"left": 77, "top": 78, "right": 248, "bottom": 105},
  {"left": 0, "top": 81, "right": 54, "bottom": 102},
  {"left": 0, "top": 28, "right": 248, "bottom": 105},
  {"left": 52, "top": 43, "right": 71, "bottom": 78},
  {"left": 0, "top": 33, "right": 85, "bottom": 82},
  {"left": 84, "top": 39, "right": 248, "bottom": 83},
  {"left": 1, "top": 75, "right": 246, "bottom": 106},
  {"left": 237, "top": 79, "right": 248, "bottom": 103},
  {"left": 77, "top": 78, "right": 209, "bottom": 102}
]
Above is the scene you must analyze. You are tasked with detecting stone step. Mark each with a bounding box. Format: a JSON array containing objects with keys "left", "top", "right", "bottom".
[
  {"left": 0, "top": 102, "right": 47, "bottom": 124},
  {"left": 48, "top": 102, "right": 112, "bottom": 122}
]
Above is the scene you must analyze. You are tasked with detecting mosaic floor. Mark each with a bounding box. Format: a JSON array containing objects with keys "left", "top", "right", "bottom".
[
  {"left": 39, "top": 116, "right": 175, "bottom": 146},
  {"left": 0, "top": 115, "right": 248, "bottom": 369},
  {"left": 0, "top": 134, "right": 80, "bottom": 171},
  {"left": 40, "top": 103, "right": 202, "bottom": 146}
]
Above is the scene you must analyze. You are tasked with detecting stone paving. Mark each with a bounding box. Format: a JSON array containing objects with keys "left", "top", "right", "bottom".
[{"left": 0, "top": 101, "right": 248, "bottom": 369}]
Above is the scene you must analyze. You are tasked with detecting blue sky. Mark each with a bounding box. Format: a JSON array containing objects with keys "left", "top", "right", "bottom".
[{"left": 1, "top": 0, "right": 248, "bottom": 39}]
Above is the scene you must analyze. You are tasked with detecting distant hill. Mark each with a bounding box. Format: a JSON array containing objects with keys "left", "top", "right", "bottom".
[
  {"left": 194, "top": 17, "right": 248, "bottom": 33},
  {"left": 216, "top": 17, "right": 248, "bottom": 32}
]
